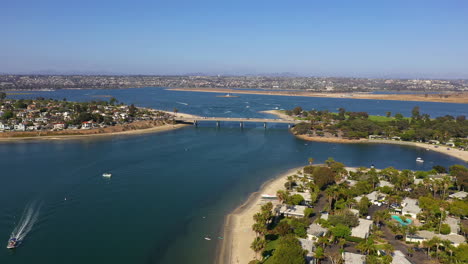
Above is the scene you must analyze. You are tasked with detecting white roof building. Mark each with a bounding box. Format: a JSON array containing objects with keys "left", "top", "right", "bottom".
[
  {"left": 351, "top": 218, "right": 373, "bottom": 239},
  {"left": 379, "top": 180, "right": 394, "bottom": 188},
  {"left": 401, "top": 198, "right": 421, "bottom": 218},
  {"left": 444, "top": 216, "right": 460, "bottom": 235},
  {"left": 277, "top": 205, "right": 307, "bottom": 218},
  {"left": 449, "top": 191, "right": 468, "bottom": 200},
  {"left": 343, "top": 252, "right": 366, "bottom": 264},
  {"left": 406, "top": 230, "right": 466, "bottom": 247},
  {"left": 307, "top": 224, "right": 328, "bottom": 240},
  {"left": 290, "top": 192, "right": 312, "bottom": 203},
  {"left": 392, "top": 250, "right": 412, "bottom": 264}
]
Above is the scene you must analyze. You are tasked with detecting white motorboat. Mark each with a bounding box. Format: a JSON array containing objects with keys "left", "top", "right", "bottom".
[
  {"left": 416, "top": 157, "right": 424, "bottom": 163},
  {"left": 102, "top": 173, "right": 112, "bottom": 178}
]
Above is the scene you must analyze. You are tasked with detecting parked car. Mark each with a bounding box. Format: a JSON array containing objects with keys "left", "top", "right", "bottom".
[{"left": 395, "top": 235, "right": 404, "bottom": 240}]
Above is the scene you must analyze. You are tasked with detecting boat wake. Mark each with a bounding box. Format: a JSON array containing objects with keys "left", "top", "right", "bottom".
[
  {"left": 176, "top": 102, "right": 189, "bottom": 106},
  {"left": 10, "top": 201, "right": 42, "bottom": 243}
]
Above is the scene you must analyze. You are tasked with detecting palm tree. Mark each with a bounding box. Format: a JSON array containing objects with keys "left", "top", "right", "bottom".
[
  {"left": 250, "top": 237, "right": 266, "bottom": 260},
  {"left": 356, "top": 238, "right": 377, "bottom": 255}
]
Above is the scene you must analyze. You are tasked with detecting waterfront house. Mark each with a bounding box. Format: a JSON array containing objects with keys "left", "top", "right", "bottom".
[
  {"left": 351, "top": 218, "right": 373, "bottom": 239},
  {"left": 290, "top": 192, "right": 312, "bottom": 204},
  {"left": 406, "top": 230, "right": 466, "bottom": 247},
  {"left": 306, "top": 223, "right": 328, "bottom": 241},
  {"left": 448, "top": 191, "right": 468, "bottom": 200},
  {"left": 342, "top": 252, "right": 366, "bottom": 264},
  {"left": 81, "top": 121, "right": 94, "bottom": 129},
  {"left": 53, "top": 123, "right": 65, "bottom": 130},
  {"left": 401, "top": 198, "right": 421, "bottom": 218},
  {"left": 14, "top": 123, "right": 25, "bottom": 131},
  {"left": 277, "top": 205, "right": 307, "bottom": 218}
]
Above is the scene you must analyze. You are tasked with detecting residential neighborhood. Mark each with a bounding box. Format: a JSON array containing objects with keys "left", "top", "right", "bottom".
[
  {"left": 0, "top": 94, "right": 175, "bottom": 135},
  {"left": 248, "top": 160, "right": 468, "bottom": 264}
]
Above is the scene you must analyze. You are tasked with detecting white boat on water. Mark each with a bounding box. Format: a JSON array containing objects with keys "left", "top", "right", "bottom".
[
  {"left": 102, "top": 173, "right": 112, "bottom": 178},
  {"left": 416, "top": 157, "right": 424, "bottom": 163}
]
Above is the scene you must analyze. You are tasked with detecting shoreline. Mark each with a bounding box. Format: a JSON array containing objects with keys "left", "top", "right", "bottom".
[
  {"left": 262, "top": 110, "right": 468, "bottom": 163},
  {"left": 295, "top": 135, "right": 468, "bottom": 162},
  {"left": 167, "top": 88, "right": 468, "bottom": 104},
  {"left": 0, "top": 123, "right": 189, "bottom": 142},
  {"left": 217, "top": 166, "right": 303, "bottom": 264}
]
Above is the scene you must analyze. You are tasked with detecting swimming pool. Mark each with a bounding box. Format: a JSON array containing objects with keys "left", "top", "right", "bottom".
[{"left": 392, "top": 215, "right": 412, "bottom": 226}]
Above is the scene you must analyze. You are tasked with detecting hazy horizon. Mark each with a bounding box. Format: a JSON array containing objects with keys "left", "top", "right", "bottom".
[{"left": 1, "top": 0, "right": 468, "bottom": 79}]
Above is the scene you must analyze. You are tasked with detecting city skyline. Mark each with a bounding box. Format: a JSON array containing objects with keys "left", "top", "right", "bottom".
[{"left": 1, "top": 0, "right": 468, "bottom": 78}]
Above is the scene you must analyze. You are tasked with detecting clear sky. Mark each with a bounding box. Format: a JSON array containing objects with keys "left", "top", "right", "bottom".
[{"left": 1, "top": 0, "right": 468, "bottom": 78}]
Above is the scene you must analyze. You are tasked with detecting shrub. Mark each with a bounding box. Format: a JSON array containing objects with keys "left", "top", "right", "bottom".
[{"left": 440, "top": 223, "right": 451, "bottom": 235}]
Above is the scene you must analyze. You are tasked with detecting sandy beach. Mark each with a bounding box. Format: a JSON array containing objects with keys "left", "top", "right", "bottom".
[
  {"left": 259, "top": 110, "right": 296, "bottom": 121},
  {"left": 217, "top": 167, "right": 303, "bottom": 264},
  {"left": 167, "top": 88, "right": 468, "bottom": 104},
  {"left": 295, "top": 134, "right": 468, "bottom": 162}
]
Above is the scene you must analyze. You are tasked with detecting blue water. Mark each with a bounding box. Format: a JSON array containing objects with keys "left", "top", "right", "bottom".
[
  {"left": 392, "top": 215, "right": 412, "bottom": 226},
  {"left": 9, "top": 87, "right": 467, "bottom": 118},
  {"left": 0, "top": 87, "right": 466, "bottom": 264}
]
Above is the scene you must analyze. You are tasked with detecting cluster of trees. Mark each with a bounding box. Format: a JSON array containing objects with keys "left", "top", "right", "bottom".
[{"left": 288, "top": 106, "right": 468, "bottom": 144}]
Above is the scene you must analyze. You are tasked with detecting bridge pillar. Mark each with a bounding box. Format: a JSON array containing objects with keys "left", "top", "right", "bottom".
[
  {"left": 194, "top": 120, "right": 198, "bottom": 127},
  {"left": 288, "top": 123, "right": 291, "bottom": 128},
  {"left": 216, "top": 121, "right": 220, "bottom": 127},
  {"left": 264, "top": 122, "right": 267, "bottom": 128},
  {"left": 240, "top": 121, "right": 244, "bottom": 128}
]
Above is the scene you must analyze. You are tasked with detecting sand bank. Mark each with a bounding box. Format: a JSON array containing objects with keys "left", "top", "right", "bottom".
[
  {"left": 167, "top": 88, "right": 468, "bottom": 104},
  {"left": 217, "top": 167, "right": 303, "bottom": 264}
]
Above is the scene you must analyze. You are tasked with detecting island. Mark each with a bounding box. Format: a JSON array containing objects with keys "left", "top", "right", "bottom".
[
  {"left": 0, "top": 93, "right": 194, "bottom": 140},
  {"left": 264, "top": 107, "right": 468, "bottom": 162},
  {"left": 219, "top": 159, "right": 468, "bottom": 264}
]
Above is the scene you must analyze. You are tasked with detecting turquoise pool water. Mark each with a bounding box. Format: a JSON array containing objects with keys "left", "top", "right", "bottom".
[{"left": 392, "top": 215, "right": 412, "bottom": 226}]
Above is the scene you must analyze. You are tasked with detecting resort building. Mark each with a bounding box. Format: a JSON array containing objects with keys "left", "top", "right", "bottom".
[
  {"left": 392, "top": 250, "right": 412, "bottom": 264},
  {"left": 401, "top": 198, "right": 421, "bottom": 218},
  {"left": 306, "top": 223, "right": 328, "bottom": 241},
  {"left": 277, "top": 205, "right": 307, "bottom": 218},
  {"left": 351, "top": 218, "right": 373, "bottom": 239},
  {"left": 343, "top": 252, "right": 366, "bottom": 264}
]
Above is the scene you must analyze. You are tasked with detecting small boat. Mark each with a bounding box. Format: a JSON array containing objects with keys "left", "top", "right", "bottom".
[
  {"left": 204, "top": 237, "right": 211, "bottom": 241},
  {"left": 416, "top": 157, "right": 424, "bottom": 163},
  {"left": 102, "top": 173, "right": 112, "bottom": 178},
  {"left": 7, "top": 238, "right": 18, "bottom": 249}
]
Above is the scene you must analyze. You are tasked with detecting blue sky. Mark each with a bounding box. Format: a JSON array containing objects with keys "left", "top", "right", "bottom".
[{"left": 1, "top": 0, "right": 467, "bottom": 78}]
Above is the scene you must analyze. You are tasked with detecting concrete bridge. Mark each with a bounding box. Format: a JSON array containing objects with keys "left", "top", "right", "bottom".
[{"left": 176, "top": 117, "right": 302, "bottom": 128}]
